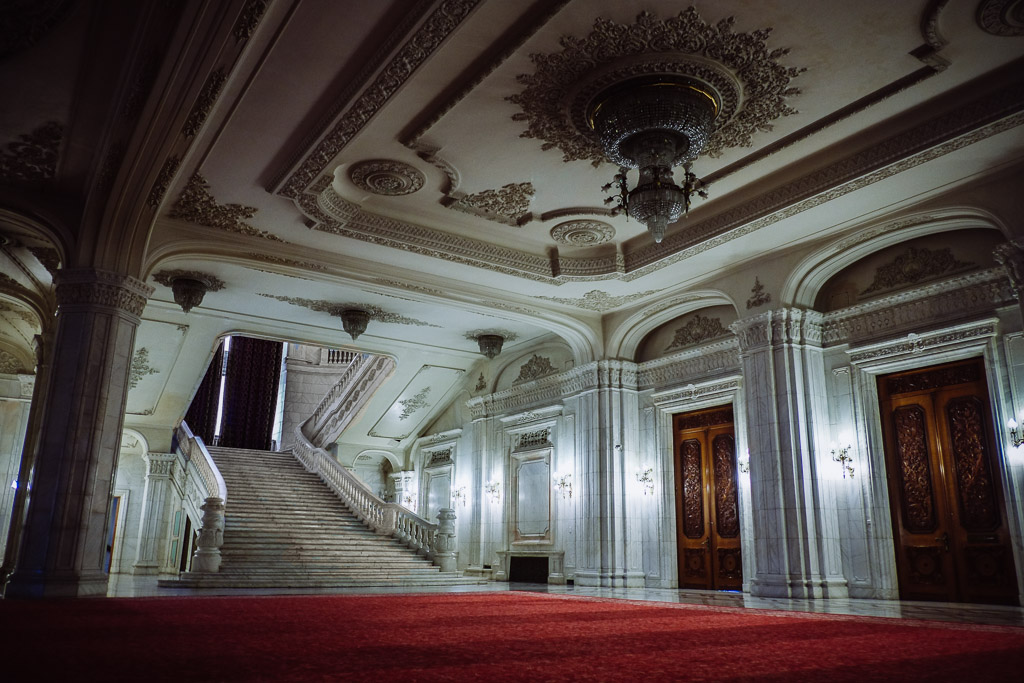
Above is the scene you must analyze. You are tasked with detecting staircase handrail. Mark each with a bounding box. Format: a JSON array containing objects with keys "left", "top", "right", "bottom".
[
  {"left": 292, "top": 427, "right": 444, "bottom": 562},
  {"left": 304, "top": 353, "right": 397, "bottom": 448},
  {"left": 307, "top": 353, "right": 368, "bottom": 433},
  {"left": 175, "top": 420, "right": 226, "bottom": 573}
]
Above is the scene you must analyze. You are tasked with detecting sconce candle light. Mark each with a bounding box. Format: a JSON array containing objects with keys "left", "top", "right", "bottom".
[
  {"left": 452, "top": 486, "right": 467, "bottom": 508},
  {"left": 636, "top": 467, "right": 655, "bottom": 496},
  {"left": 553, "top": 472, "right": 573, "bottom": 499},
  {"left": 485, "top": 481, "right": 501, "bottom": 503},
  {"left": 1006, "top": 410, "right": 1024, "bottom": 448},
  {"left": 738, "top": 449, "right": 750, "bottom": 474},
  {"left": 831, "top": 441, "right": 855, "bottom": 479}
]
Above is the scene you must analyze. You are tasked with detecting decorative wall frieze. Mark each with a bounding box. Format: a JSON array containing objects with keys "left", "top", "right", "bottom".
[
  {"left": 373, "top": 279, "right": 444, "bottom": 296},
  {"left": 993, "top": 241, "right": 1024, "bottom": 297},
  {"left": 665, "top": 315, "right": 729, "bottom": 352},
  {"left": 152, "top": 270, "right": 226, "bottom": 292},
  {"left": 417, "top": 428, "right": 463, "bottom": 447},
  {"left": 447, "top": 182, "right": 535, "bottom": 225},
  {"left": 822, "top": 268, "right": 1013, "bottom": 346},
  {"left": 276, "top": 0, "right": 481, "bottom": 199},
  {"left": 507, "top": 9, "right": 803, "bottom": 164},
  {"left": 171, "top": 173, "right": 286, "bottom": 242},
  {"left": 730, "top": 308, "right": 824, "bottom": 352},
  {"left": 398, "top": 386, "right": 431, "bottom": 420},
  {"left": 54, "top": 270, "right": 153, "bottom": 318},
  {"left": 247, "top": 254, "right": 328, "bottom": 272},
  {"left": 234, "top": 0, "right": 269, "bottom": 42},
  {"left": 497, "top": 405, "right": 564, "bottom": 425},
  {"left": 513, "top": 354, "right": 557, "bottom": 385},
  {"left": 256, "top": 293, "right": 441, "bottom": 327},
  {"left": 550, "top": 220, "right": 615, "bottom": 247},
  {"left": 650, "top": 378, "right": 741, "bottom": 409},
  {"left": 831, "top": 214, "right": 940, "bottom": 254},
  {"left": 860, "top": 246, "right": 974, "bottom": 296},
  {"left": 847, "top": 321, "right": 997, "bottom": 365},
  {"left": 513, "top": 428, "right": 552, "bottom": 451},
  {"left": 746, "top": 277, "right": 772, "bottom": 309},
  {"left": 128, "top": 347, "right": 159, "bottom": 390},
  {"left": 147, "top": 156, "right": 181, "bottom": 208},
  {"left": 0, "top": 121, "right": 63, "bottom": 182},
  {"left": 425, "top": 446, "right": 453, "bottom": 467},
  {"left": 183, "top": 68, "right": 228, "bottom": 138},
  {"left": 639, "top": 338, "right": 740, "bottom": 391},
  {"left": 977, "top": 0, "right": 1024, "bottom": 36},
  {"left": 349, "top": 159, "right": 425, "bottom": 196},
  {"left": 537, "top": 289, "right": 660, "bottom": 312},
  {"left": 0, "top": 350, "right": 26, "bottom": 374}
]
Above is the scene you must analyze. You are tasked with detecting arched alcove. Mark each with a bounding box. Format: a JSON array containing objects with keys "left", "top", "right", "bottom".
[{"left": 635, "top": 304, "right": 738, "bottom": 363}]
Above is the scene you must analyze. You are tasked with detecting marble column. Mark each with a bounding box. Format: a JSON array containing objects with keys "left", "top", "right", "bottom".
[
  {"left": 574, "top": 361, "right": 646, "bottom": 588},
  {"left": 6, "top": 269, "right": 152, "bottom": 598},
  {"left": 731, "top": 309, "right": 848, "bottom": 598},
  {"left": 132, "top": 453, "right": 177, "bottom": 575}
]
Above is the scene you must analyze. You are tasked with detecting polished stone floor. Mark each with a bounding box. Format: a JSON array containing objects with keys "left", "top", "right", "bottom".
[{"left": 107, "top": 575, "right": 1024, "bottom": 628}]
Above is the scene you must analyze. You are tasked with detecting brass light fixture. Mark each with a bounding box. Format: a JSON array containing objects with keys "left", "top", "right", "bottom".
[
  {"left": 590, "top": 77, "right": 716, "bottom": 243},
  {"left": 477, "top": 334, "right": 504, "bottom": 359},
  {"left": 340, "top": 308, "right": 370, "bottom": 341},
  {"left": 170, "top": 276, "right": 219, "bottom": 313}
]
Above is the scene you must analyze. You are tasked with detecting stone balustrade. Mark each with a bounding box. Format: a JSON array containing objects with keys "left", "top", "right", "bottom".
[{"left": 175, "top": 421, "right": 227, "bottom": 573}]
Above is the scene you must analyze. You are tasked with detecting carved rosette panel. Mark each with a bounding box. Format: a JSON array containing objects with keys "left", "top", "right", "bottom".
[
  {"left": 717, "top": 548, "right": 742, "bottom": 581},
  {"left": 549, "top": 220, "right": 615, "bottom": 246},
  {"left": 683, "top": 548, "right": 706, "bottom": 578},
  {"left": 681, "top": 438, "right": 704, "bottom": 539},
  {"left": 966, "top": 546, "right": 1007, "bottom": 584},
  {"left": 678, "top": 408, "right": 733, "bottom": 431},
  {"left": 906, "top": 545, "right": 944, "bottom": 585},
  {"left": 349, "top": 159, "right": 425, "bottom": 196},
  {"left": 886, "top": 364, "right": 981, "bottom": 395},
  {"left": 893, "top": 405, "right": 937, "bottom": 533},
  {"left": 712, "top": 434, "right": 739, "bottom": 539},
  {"left": 946, "top": 396, "right": 999, "bottom": 532}
]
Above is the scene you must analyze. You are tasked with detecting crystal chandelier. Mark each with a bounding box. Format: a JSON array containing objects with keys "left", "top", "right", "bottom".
[{"left": 589, "top": 77, "right": 716, "bottom": 243}]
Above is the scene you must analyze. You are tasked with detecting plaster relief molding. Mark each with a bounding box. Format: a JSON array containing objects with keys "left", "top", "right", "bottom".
[
  {"left": 55, "top": 269, "right": 153, "bottom": 318},
  {"left": 248, "top": 254, "right": 329, "bottom": 272},
  {"left": 152, "top": 270, "right": 226, "bottom": 292},
  {"left": 550, "top": 220, "right": 616, "bottom": 247},
  {"left": 0, "top": 121, "right": 63, "bottom": 182},
  {"left": 26, "top": 247, "right": 60, "bottom": 276},
  {"left": 513, "top": 354, "right": 558, "bottom": 385},
  {"left": 144, "top": 452, "right": 177, "bottom": 478},
  {"left": 860, "top": 246, "right": 974, "bottom": 296},
  {"left": 183, "top": 68, "right": 228, "bottom": 138},
  {"left": 315, "top": 355, "right": 397, "bottom": 445},
  {"left": 128, "top": 347, "right": 159, "bottom": 390},
  {"left": 537, "top": 289, "right": 661, "bottom": 312},
  {"left": 650, "top": 378, "right": 741, "bottom": 409},
  {"left": 171, "top": 173, "right": 286, "bottom": 242},
  {"left": 507, "top": 9, "right": 803, "bottom": 164},
  {"left": 639, "top": 294, "right": 705, "bottom": 317},
  {"left": 147, "top": 156, "right": 181, "bottom": 208},
  {"left": 349, "top": 159, "right": 425, "bottom": 196},
  {"left": 415, "top": 428, "right": 463, "bottom": 448},
  {"left": 831, "top": 214, "right": 940, "bottom": 254},
  {"left": 425, "top": 446, "right": 453, "bottom": 466},
  {"left": 497, "top": 404, "right": 564, "bottom": 426},
  {"left": 977, "top": 0, "right": 1024, "bottom": 36},
  {"left": 398, "top": 386, "right": 431, "bottom": 421},
  {"left": 746, "top": 277, "right": 772, "bottom": 309},
  {"left": 513, "top": 427, "right": 552, "bottom": 451},
  {"left": 992, "top": 241, "right": 1024, "bottom": 297},
  {"left": 234, "top": 0, "right": 269, "bottom": 41},
  {"left": 18, "top": 373, "right": 35, "bottom": 396},
  {"left": 847, "top": 321, "right": 998, "bottom": 365},
  {"left": 0, "top": 350, "right": 25, "bottom": 374},
  {"left": 276, "top": 0, "right": 481, "bottom": 199},
  {"left": 664, "top": 314, "right": 730, "bottom": 352},
  {"left": 447, "top": 182, "right": 535, "bottom": 226},
  {"left": 730, "top": 308, "right": 823, "bottom": 352},
  {"left": 373, "top": 279, "right": 444, "bottom": 296},
  {"left": 821, "top": 268, "right": 1013, "bottom": 346},
  {"left": 639, "top": 338, "right": 740, "bottom": 390},
  {"left": 257, "top": 293, "right": 441, "bottom": 327}
]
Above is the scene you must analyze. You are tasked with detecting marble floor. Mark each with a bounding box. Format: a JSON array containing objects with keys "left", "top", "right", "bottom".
[{"left": 106, "top": 575, "right": 1024, "bottom": 628}]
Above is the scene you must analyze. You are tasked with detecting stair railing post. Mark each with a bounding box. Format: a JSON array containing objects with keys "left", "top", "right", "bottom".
[
  {"left": 192, "top": 497, "right": 225, "bottom": 572},
  {"left": 432, "top": 508, "right": 457, "bottom": 572}
]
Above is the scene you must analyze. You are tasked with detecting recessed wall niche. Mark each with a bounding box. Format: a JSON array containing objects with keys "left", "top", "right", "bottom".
[{"left": 815, "top": 228, "right": 1001, "bottom": 312}]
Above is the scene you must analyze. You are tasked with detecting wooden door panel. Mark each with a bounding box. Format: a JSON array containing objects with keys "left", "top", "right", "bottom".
[
  {"left": 710, "top": 429, "right": 742, "bottom": 590},
  {"left": 678, "top": 437, "right": 711, "bottom": 588}
]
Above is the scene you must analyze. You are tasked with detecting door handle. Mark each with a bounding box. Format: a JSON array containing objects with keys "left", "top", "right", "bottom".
[
  {"left": 703, "top": 537, "right": 711, "bottom": 550},
  {"left": 934, "top": 532, "right": 949, "bottom": 553}
]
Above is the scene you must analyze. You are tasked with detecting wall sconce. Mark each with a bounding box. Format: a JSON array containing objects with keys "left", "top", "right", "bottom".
[
  {"left": 636, "top": 467, "right": 655, "bottom": 496},
  {"left": 831, "top": 442, "right": 855, "bottom": 479},
  {"left": 1007, "top": 411, "right": 1024, "bottom": 447},
  {"left": 553, "top": 472, "right": 573, "bottom": 499},
  {"left": 738, "top": 449, "right": 750, "bottom": 474},
  {"left": 485, "top": 481, "right": 501, "bottom": 503},
  {"left": 452, "top": 486, "right": 467, "bottom": 508}
]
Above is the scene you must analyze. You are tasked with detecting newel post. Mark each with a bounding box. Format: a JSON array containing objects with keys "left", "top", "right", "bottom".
[
  {"left": 433, "top": 508, "right": 457, "bottom": 572},
  {"left": 192, "top": 497, "right": 225, "bottom": 572}
]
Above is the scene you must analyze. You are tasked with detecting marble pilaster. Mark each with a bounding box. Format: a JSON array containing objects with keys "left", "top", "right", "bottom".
[
  {"left": 732, "top": 309, "right": 848, "bottom": 599},
  {"left": 6, "top": 269, "right": 152, "bottom": 598},
  {"left": 132, "top": 453, "right": 177, "bottom": 575}
]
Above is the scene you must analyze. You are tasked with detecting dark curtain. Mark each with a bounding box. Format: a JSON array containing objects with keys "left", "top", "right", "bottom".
[
  {"left": 219, "top": 336, "right": 283, "bottom": 450},
  {"left": 184, "top": 342, "right": 224, "bottom": 444}
]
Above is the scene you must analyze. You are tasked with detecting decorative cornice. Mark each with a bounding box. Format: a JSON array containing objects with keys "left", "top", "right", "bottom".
[
  {"left": 256, "top": 293, "right": 441, "bottom": 327},
  {"left": 730, "top": 308, "right": 823, "bottom": 352},
  {"left": 349, "top": 159, "right": 425, "bottom": 196},
  {"left": 0, "top": 121, "right": 63, "bottom": 183},
  {"left": 276, "top": 0, "right": 482, "bottom": 199},
  {"left": 54, "top": 270, "right": 153, "bottom": 318},
  {"left": 848, "top": 321, "right": 997, "bottom": 364},
  {"left": 822, "top": 268, "right": 1013, "bottom": 346},
  {"left": 233, "top": 0, "right": 269, "bottom": 42},
  {"left": 639, "top": 338, "right": 740, "bottom": 390},
  {"left": 247, "top": 253, "right": 328, "bottom": 272},
  {"left": 650, "top": 378, "right": 741, "bottom": 408},
  {"left": 147, "top": 156, "right": 181, "bottom": 208},
  {"left": 183, "top": 68, "right": 228, "bottom": 138},
  {"left": 507, "top": 9, "right": 802, "bottom": 164},
  {"left": 152, "top": 270, "right": 225, "bottom": 291},
  {"left": 171, "top": 173, "right": 286, "bottom": 242}
]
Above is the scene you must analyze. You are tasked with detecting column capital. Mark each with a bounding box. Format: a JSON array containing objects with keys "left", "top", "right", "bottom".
[
  {"left": 55, "top": 269, "right": 153, "bottom": 318},
  {"left": 994, "top": 241, "right": 1024, "bottom": 296},
  {"left": 730, "top": 308, "right": 824, "bottom": 352},
  {"left": 143, "top": 452, "right": 177, "bottom": 478}
]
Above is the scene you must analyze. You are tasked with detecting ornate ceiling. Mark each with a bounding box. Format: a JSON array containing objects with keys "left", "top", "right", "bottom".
[{"left": 1, "top": 0, "right": 1023, "bottom": 452}]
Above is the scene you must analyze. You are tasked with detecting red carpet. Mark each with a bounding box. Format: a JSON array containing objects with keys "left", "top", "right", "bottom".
[{"left": 2, "top": 591, "right": 1022, "bottom": 682}]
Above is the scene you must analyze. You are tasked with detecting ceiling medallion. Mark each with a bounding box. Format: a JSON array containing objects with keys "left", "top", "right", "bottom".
[
  {"left": 508, "top": 8, "right": 802, "bottom": 243},
  {"left": 349, "top": 159, "right": 425, "bottom": 196},
  {"left": 977, "top": 0, "right": 1024, "bottom": 36},
  {"left": 550, "top": 220, "right": 616, "bottom": 246}
]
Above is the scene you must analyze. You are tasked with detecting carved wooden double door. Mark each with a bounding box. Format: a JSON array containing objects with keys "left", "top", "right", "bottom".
[
  {"left": 879, "top": 358, "right": 1018, "bottom": 604},
  {"left": 674, "top": 406, "right": 742, "bottom": 590}
]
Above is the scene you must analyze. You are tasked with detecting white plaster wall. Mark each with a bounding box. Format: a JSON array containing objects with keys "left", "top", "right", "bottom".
[
  {"left": 0, "top": 384, "right": 31, "bottom": 560},
  {"left": 111, "top": 448, "right": 147, "bottom": 574},
  {"left": 280, "top": 363, "right": 351, "bottom": 449}
]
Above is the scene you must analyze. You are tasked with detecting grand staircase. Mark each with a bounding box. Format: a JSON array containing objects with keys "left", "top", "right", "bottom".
[{"left": 165, "top": 446, "right": 483, "bottom": 589}]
